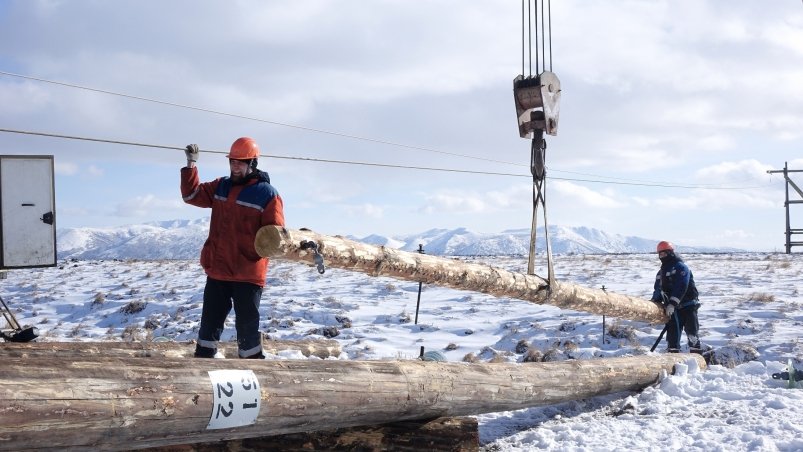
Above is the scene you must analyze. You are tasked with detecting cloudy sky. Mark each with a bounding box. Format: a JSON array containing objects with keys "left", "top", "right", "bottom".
[{"left": 1, "top": 0, "right": 802, "bottom": 251}]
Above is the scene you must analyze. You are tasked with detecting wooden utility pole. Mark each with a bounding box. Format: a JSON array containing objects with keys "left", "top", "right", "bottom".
[
  {"left": 0, "top": 354, "right": 704, "bottom": 450},
  {"left": 0, "top": 339, "right": 341, "bottom": 360},
  {"left": 142, "top": 416, "right": 480, "bottom": 452},
  {"left": 767, "top": 162, "right": 803, "bottom": 254},
  {"left": 255, "top": 226, "right": 668, "bottom": 324}
]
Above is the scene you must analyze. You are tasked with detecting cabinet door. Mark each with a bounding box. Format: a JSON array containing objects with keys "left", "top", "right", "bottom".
[{"left": 1, "top": 156, "right": 56, "bottom": 268}]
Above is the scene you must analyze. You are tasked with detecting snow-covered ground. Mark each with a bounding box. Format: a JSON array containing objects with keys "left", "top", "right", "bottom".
[{"left": 1, "top": 253, "right": 802, "bottom": 451}]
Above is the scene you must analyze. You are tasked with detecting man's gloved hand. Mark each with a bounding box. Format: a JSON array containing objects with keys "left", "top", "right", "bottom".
[
  {"left": 665, "top": 303, "right": 675, "bottom": 317},
  {"left": 185, "top": 144, "right": 200, "bottom": 163}
]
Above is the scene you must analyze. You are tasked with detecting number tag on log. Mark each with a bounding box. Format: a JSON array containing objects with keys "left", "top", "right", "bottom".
[{"left": 207, "top": 370, "right": 261, "bottom": 430}]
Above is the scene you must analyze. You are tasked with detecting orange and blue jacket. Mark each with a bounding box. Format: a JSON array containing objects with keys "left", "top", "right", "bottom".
[{"left": 181, "top": 166, "right": 285, "bottom": 286}]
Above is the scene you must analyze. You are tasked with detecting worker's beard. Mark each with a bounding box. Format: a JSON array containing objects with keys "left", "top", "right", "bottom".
[{"left": 230, "top": 169, "right": 251, "bottom": 185}]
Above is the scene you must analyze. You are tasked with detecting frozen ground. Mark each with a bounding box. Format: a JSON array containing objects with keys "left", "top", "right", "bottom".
[{"left": 1, "top": 253, "right": 802, "bottom": 451}]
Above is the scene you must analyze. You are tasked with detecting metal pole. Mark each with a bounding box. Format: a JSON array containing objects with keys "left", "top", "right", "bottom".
[
  {"left": 600, "top": 286, "right": 607, "bottom": 344},
  {"left": 414, "top": 244, "right": 425, "bottom": 325},
  {"left": 785, "top": 162, "right": 791, "bottom": 254}
]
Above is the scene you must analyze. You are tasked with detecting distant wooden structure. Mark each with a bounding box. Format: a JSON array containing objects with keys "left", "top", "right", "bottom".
[
  {"left": 767, "top": 163, "right": 803, "bottom": 253},
  {"left": 255, "top": 226, "right": 668, "bottom": 324},
  {"left": 0, "top": 350, "right": 704, "bottom": 451}
]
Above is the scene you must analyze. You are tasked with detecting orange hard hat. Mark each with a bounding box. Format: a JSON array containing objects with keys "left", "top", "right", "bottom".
[
  {"left": 227, "top": 137, "right": 260, "bottom": 160},
  {"left": 656, "top": 241, "right": 674, "bottom": 253}
]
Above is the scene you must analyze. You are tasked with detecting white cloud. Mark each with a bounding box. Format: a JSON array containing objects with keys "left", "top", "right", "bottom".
[
  {"left": 422, "top": 192, "right": 487, "bottom": 214},
  {"left": 787, "top": 159, "right": 803, "bottom": 169},
  {"left": 551, "top": 180, "right": 626, "bottom": 209},
  {"left": 0, "top": 81, "right": 51, "bottom": 117},
  {"left": 54, "top": 161, "right": 78, "bottom": 175},
  {"left": 764, "top": 20, "right": 803, "bottom": 57},
  {"left": 696, "top": 135, "right": 735, "bottom": 152},
  {"left": 86, "top": 165, "right": 104, "bottom": 177},
  {"left": 654, "top": 188, "right": 778, "bottom": 211},
  {"left": 113, "top": 194, "right": 184, "bottom": 217},
  {"left": 421, "top": 185, "right": 530, "bottom": 214},
  {"left": 631, "top": 196, "right": 651, "bottom": 207},
  {"left": 343, "top": 203, "right": 384, "bottom": 219},
  {"left": 694, "top": 160, "right": 773, "bottom": 185}
]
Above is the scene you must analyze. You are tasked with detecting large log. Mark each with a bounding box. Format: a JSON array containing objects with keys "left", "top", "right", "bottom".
[
  {"left": 143, "top": 416, "right": 478, "bottom": 452},
  {"left": 255, "top": 226, "right": 667, "bottom": 324},
  {"left": 0, "top": 338, "right": 341, "bottom": 360},
  {"left": 0, "top": 354, "right": 704, "bottom": 451}
]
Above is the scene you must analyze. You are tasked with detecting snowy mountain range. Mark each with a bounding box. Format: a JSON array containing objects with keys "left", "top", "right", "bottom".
[{"left": 56, "top": 218, "right": 738, "bottom": 260}]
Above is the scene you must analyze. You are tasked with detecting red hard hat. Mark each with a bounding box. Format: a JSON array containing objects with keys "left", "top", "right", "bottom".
[
  {"left": 656, "top": 241, "right": 674, "bottom": 253},
  {"left": 227, "top": 137, "right": 260, "bottom": 160}
]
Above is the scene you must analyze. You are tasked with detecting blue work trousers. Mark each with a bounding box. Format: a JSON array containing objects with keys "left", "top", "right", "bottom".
[{"left": 195, "top": 277, "right": 263, "bottom": 358}]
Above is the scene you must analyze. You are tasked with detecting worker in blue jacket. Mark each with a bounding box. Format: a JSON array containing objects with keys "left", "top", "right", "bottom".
[{"left": 651, "top": 241, "right": 703, "bottom": 353}]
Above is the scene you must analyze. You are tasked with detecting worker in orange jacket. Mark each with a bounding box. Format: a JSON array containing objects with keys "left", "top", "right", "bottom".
[{"left": 181, "top": 137, "right": 285, "bottom": 359}]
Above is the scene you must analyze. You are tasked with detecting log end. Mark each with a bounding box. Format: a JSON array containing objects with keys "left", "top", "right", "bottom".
[{"left": 255, "top": 225, "right": 288, "bottom": 257}]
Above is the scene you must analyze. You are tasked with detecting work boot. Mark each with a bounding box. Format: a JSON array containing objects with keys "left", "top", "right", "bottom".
[
  {"left": 668, "top": 348, "right": 681, "bottom": 353},
  {"left": 194, "top": 344, "right": 217, "bottom": 358},
  {"left": 690, "top": 345, "right": 714, "bottom": 357}
]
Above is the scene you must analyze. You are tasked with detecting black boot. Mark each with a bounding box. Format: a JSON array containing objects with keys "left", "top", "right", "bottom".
[{"left": 194, "top": 344, "right": 217, "bottom": 358}]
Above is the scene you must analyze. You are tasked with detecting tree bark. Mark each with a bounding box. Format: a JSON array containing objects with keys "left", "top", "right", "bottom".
[
  {"left": 254, "top": 226, "right": 667, "bottom": 324},
  {"left": 142, "top": 416, "right": 478, "bottom": 452},
  {"left": 0, "top": 338, "right": 340, "bottom": 360},
  {"left": 0, "top": 354, "right": 704, "bottom": 451}
]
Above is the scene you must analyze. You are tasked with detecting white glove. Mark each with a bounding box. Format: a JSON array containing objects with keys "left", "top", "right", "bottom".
[
  {"left": 185, "top": 144, "right": 200, "bottom": 163},
  {"left": 665, "top": 304, "right": 675, "bottom": 317}
]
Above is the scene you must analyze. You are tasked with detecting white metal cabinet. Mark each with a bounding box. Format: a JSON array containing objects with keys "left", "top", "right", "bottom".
[{"left": 0, "top": 155, "right": 56, "bottom": 269}]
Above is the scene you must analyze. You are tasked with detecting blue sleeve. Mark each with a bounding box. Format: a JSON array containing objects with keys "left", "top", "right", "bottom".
[
  {"left": 669, "top": 262, "right": 691, "bottom": 305},
  {"left": 651, "top": 271, "right": 662, "bottom": 301}
]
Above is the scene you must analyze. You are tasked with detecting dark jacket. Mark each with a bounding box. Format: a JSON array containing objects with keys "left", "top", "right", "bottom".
[
  {"left": 181, "top": 167, "right": 285, "bottom": 286},
  {"left": 652, "top": 256, "right": 699, "bottom": 309}
]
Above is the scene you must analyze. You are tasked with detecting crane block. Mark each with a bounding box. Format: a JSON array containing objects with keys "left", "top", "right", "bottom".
[{"left": 513, "top": 71, "right": 561, "bottom": 138}]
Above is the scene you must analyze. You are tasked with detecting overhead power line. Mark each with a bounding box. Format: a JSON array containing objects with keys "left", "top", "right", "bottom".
[
  {"left": 0, "top": 70, "right": 761, "bottom": 189},
  {"left": 0, "top": 127, "right": 777, "bottom": 190},
  {"left": 0, "top": 70, "right": 524, "bottom": 168}
]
